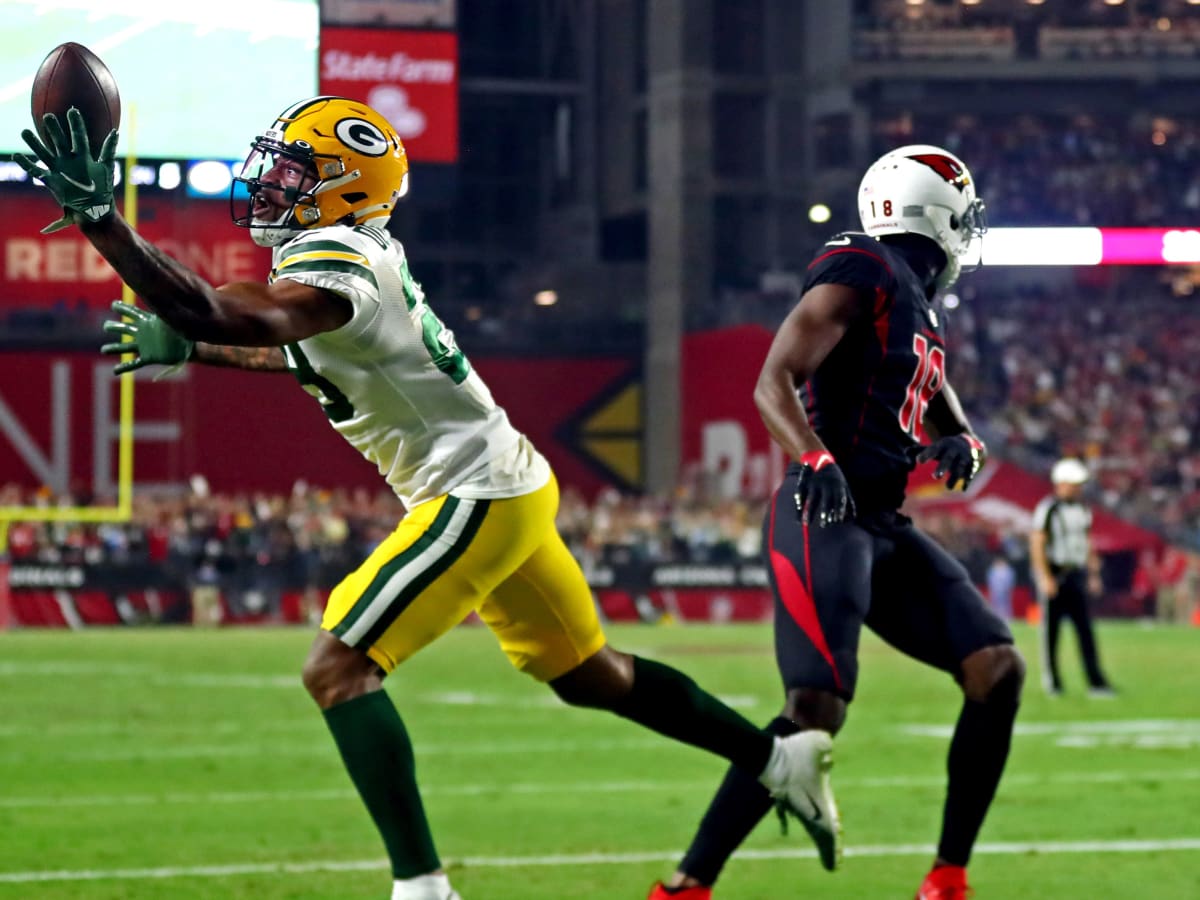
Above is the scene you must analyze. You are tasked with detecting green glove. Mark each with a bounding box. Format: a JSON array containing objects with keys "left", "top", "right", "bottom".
[
  {"left": 14, "top": 107, "right": 118, "bottom": 234},
  {"left": 101, "top": 302, "right": 195, "bottom": 375}
]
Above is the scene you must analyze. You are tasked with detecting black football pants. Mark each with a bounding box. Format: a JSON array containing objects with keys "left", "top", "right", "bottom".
[{"left": 1041, "top": 570, "right": 1109, "bottom": 691}]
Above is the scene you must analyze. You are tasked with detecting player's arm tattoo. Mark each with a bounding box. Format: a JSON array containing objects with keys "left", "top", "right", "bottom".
[
  {"left": 80, "top": 215, "right": 348, "bottom": 345},
  {"left": 81, "top": 215, "right": 232, "bottom": 339},
  {"left": 192, "top": 344, "right": 289, "bottom": 372}
]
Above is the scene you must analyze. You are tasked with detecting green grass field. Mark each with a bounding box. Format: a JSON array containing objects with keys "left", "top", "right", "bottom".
[{"left": 1, "top": 621, "right": 1198, "bottom": 899}]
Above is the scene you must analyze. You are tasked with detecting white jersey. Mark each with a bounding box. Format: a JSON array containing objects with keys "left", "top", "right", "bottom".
[{"left": 269, "top": 224, "right": 550, "bottom": 509}]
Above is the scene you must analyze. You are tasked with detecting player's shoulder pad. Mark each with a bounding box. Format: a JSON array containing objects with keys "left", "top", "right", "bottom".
[
  {"left": 272, "top": 225, "right": 389, "bottom": 299},
  {"left": 806, "top": 230, "right": 894, "bottom": 283},
  {"left": 278, "top": 223, "right": 392, "bottom": 263},
  {"left": 816, "top": 231, "right": 882, "bottom": 254}
]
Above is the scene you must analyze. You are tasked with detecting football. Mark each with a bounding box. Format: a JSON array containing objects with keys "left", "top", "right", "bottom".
[{"left": 30, "top": 42, "right": 121, "bottom": 151}]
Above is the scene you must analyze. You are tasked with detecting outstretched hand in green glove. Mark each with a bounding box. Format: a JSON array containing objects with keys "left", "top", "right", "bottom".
[
  {"left": 101, "top": 302, "right": 195, "bottom": 375},
  {"left": 13, "top": 107, "right": 118, "bottom": 234}
]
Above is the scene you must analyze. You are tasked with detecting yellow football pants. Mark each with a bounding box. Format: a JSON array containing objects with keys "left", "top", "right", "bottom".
[{"left": 321, "top": 475, "right": 606, "bottom": 681}]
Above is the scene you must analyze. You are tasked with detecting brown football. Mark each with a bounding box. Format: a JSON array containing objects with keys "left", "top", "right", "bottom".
[{"left": 30, "top": 42, "right": 121, "bottom": 151}]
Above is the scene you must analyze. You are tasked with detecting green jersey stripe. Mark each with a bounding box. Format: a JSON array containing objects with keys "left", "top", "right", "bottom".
[
  {"left": 353, "top": 225, "right": 391, "bottom": 251},
  {"left": 277, "top": 240, "right": 365, "bottom": 262},
  {"left": 276, "top": 258, "right": 380, "bottom": 290},
  {"left": 332, "top": 496, "right": 462, "bottom": 641},
  {"left": 357, "top": 499, "right": 490, "bottom": 649},
  {"left": 331, "top": 497, "right": 484, "bottom": 644}
]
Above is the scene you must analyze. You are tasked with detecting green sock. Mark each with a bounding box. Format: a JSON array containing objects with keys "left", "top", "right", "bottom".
[
  {"left": 612, "top": 656, "right": 774, "bottom": 775},
  {"left": 322, "top": 691, "right": 440, "bottom": 878}
]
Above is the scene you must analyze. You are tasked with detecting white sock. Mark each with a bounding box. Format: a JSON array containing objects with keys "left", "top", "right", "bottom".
[
  {"left": 391, "top": 872, "right": 457, "bottom": 900},
  {"left": 758, "top": 735, "right": 789, "bottom": 794}
]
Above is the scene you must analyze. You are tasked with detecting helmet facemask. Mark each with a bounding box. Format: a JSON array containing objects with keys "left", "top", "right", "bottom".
[
  {"left": 229, "top": 96, "right": 410, "bottom": 247},
  {"left": 924, "top": 195, "right": 988, "bottom": 290},
  {"left": 232, "top": 136, "right": 331, "bottom": 247}
]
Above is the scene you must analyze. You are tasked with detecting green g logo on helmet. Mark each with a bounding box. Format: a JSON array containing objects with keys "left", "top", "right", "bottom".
[{"left": 334, "top": 118, "right": 390, "bottom": 157}]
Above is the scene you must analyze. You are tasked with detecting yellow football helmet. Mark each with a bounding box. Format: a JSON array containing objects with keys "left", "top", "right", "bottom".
[{"left": 232, "top": 96, "right": 409, "bottom": 246}]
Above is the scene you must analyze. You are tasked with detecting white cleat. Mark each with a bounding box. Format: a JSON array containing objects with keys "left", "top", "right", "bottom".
[
  {"left": 771, "top": 729, "right": 842, "bottom": 871},
  {"left": 390, "top": 876, "right": 462, "bottom": 900}
]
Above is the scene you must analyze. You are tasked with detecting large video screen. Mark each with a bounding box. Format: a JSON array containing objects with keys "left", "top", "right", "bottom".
[{"left": 0, "top": 0, "right": 318, "bottom": 160}]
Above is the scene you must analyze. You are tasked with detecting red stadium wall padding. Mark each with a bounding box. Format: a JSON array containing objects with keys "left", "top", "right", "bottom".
[
  {"left": 0, "top": 351, "right": 635, "bottom": 497},
  {"left": 7, "top": 581, "right": 1026, "bottom": 628},
  {"left": 595, "top": 590, "right": 639, "bottom": 621},
  {"left": 0, "top": 329, "right": 775, "bottom": 499},
  {"left": 681, "top": 325, "right": 783, "bottom": 500},
  {"left": 0, "top": 329, "right": 778, "bottom": 499},
  {"left": 11, "top": 592, "right": 68, "bottom": 627},
  {"left": 597, "top": 588, "right": 773, "bottom": 623},
  {"left": 0, "top": 561, "right": 11, "bottom": 630},
  {"left": 10, "top": 586, "right": 773, "bottom": 628},
  {"left": 72, "top": 591, "right": 121, "bottom": 625},
  {"left": 279, "top": 591, "right": 306, "bottom": 624},
  {"left": 7, "top": 588, "right": 318, "bottom": 628}
]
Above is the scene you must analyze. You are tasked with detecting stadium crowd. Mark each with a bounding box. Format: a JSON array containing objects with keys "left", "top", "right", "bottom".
[
  {"left": 0, "top": 481, "right": 780, "bottom": 603},
  {"left": 7, "top": 462, "right": 1195, "bottom": 624},
  {"left": 946, "top": 270, "right": 1200, "bottom": 550},
  {"left": 854, "top": 0, "right": 1200, "bottom": 42},
  {"left": 872, "top": 114, "right": 1200, "bottom": 226}
]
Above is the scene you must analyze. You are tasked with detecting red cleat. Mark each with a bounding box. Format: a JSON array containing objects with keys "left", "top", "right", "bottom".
[
  {"left": 915, "top": 865, "right": 973, "bottom": 900},
  {"left": 647, "top": 883, "right": 712, "bottom": 900}
]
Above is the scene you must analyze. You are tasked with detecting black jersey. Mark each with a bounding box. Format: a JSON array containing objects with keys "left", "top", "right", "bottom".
[{"left": 798, "top": 231, "right": 946, "bottom": 512}]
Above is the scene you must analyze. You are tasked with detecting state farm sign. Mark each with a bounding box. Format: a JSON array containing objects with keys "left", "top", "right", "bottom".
[{"left": 320, "top": 28, "right": 459, "bottom": 163}]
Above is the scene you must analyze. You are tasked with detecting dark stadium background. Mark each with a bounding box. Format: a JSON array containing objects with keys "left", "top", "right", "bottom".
[{"left": 1, "top": 4, "right": 1200, "bottom": 897}]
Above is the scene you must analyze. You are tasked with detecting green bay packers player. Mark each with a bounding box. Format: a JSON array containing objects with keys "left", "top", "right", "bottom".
[{"left": 16, "top": 99, "right": 841, "bottom": 899}]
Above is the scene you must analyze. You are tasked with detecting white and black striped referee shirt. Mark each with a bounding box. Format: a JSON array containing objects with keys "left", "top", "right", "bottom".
[{"left": 1031, "top": 495, "right": 1092, "bottom": 572}]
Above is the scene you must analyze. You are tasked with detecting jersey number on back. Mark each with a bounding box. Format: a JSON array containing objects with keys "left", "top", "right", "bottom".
[{"left": 897, "top": 334, "right": 944, "bottom": 439}]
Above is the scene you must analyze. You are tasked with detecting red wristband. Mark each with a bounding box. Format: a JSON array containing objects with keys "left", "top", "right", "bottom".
[{"left": 798, "top": 450, "right": 835, "bottom": 471}]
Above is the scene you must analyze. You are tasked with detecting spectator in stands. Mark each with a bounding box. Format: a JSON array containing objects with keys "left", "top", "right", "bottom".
[
  {"left": 1152, "top": 545, "right": 1200, "bottom": 625},
  {"left": 986, "top": 553, "right": 1016, "bottom": 622}
]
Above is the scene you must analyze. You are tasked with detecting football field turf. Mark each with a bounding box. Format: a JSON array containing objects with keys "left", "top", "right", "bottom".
[{"left": 1, "top": 621, "right": 1198, "bottom": 899}]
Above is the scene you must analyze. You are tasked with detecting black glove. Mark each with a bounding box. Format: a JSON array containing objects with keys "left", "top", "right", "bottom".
[
  {"left": 912, "top": 433, "right": 986, "bottom": 491},
  {"left": 794, "top": 451, "right": 856, "bottom": 527}
]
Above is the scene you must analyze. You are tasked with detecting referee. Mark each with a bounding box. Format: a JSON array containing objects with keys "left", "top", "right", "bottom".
[{"left": 1029, "top": 458, "right": 1115, "bottom": 697}]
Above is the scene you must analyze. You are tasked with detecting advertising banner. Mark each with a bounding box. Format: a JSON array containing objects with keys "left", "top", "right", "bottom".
[
  {"left": 907, "top": 459, "right": 1163, "bottom": 554},
  {"left": 2, "top": 195, "right": 270, "bottom": 308},
  {"left": 681, "top": 325, "right": 783, "bottom": 500},
  {"left": 319, "top": 27, "right": 459, "bottom": 163},
  {"left": 0, "top": 352, "right": 632, "bottom": 497},
  {"left": 5, "top": 562, "right": 774, "bottom": 628}
]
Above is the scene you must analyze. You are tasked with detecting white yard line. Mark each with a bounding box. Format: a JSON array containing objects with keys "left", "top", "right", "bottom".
[
  {"left": 0, "top": 737, "right": 671, "bottom": 764},
  {"left": 2, "top": 839, "right": 1200, "bottom": 884},
  {"left": 3, "top": 768, "right": 1198, "bottom": 809},
  {"left": 903, "top": 719, "right": 1200, "bottom": 738}
]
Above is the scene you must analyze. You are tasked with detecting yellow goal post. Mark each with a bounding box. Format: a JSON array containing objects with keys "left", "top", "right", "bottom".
[{"left": 0, "top": 126, "right": 141, "bottom": 629}]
